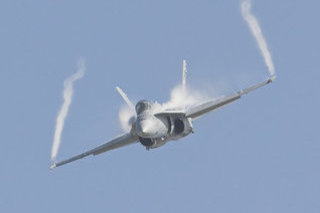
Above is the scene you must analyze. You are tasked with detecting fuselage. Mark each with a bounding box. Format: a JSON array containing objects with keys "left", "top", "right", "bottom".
[{"left": 134, "top": 100, "right": 193, "bottom": 149}]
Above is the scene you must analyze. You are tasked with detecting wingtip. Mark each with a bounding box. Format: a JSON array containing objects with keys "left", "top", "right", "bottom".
[
  {"left": 50, "top": 162, "right": 56, "bottom": 170},
  {"left": 267, "top": 75, "right": 276, "bottom": 83}
]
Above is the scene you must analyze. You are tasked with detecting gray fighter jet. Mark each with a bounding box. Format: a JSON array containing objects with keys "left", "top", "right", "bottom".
[{"left": 50, "top": 60, "right": 275, "bottom": 169}]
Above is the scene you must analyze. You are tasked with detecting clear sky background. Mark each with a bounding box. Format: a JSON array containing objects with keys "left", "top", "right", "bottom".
[{"left": 1, "top": 0, "right": 319, "bottom": 212}]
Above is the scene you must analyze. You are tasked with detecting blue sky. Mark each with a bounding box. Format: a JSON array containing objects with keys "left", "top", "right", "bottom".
[{"left": 1, "top": 0, "right": 319, "bottom": 212}]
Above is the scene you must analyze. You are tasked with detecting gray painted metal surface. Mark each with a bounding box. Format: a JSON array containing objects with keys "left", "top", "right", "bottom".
[{"left": 51, "top": 75, "right": 275, "bottom": 169}]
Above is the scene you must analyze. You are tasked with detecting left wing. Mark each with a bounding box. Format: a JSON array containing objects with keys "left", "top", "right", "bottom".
[
  {"left": 186, "top": 76, "right": 275, "bottom": 119},
  {"left": 50, "top": 132, "right": 138, "bottom": 169},
  {"left": 153, "top": 111, "right": 185, "bottom": 117}
]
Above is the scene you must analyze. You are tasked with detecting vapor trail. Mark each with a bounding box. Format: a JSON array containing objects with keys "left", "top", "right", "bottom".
[
  {"left": 51, "top": 59, "right": 85, "bottom": 162},
  {"left": 241, "top": 0, "right": 275, "bottom": 76}
]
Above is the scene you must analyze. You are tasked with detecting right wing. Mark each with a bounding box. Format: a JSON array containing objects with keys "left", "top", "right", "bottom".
[
  {"left": 186, "top": 76, "right": 275, "bottom": 119},
  {"left": 50, "top": 132, "right": 138, "bottom": 169}
]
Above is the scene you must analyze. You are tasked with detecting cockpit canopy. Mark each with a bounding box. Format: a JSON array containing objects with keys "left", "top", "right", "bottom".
[{"left": 135, "top": 100, "right": 152, "bottom": 114}]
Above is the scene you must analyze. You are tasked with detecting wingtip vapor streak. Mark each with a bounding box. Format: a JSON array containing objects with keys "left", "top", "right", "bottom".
[{"left": 50, "top": 61, "right": 275, "bottom": 169}]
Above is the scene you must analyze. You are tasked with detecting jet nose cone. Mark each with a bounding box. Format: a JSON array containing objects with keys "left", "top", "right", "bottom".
[
  {"left": 137, "top": 119, "right": 154, "bottom": 137},
  {"left": 141, "top": 125, "right": 149, "bottom": 135}
]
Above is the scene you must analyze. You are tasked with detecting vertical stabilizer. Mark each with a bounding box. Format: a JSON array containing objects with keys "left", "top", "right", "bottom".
[
  {"left": 182, "top": 59, "right": 187, "bottom": 87},
  {"left": 116, "top": 86, "right": 135, "bottom": 109}
]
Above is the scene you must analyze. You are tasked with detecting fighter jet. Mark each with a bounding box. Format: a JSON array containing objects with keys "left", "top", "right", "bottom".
[{"left": 50, "top": 60, "right": 275, "bottom": 169}]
